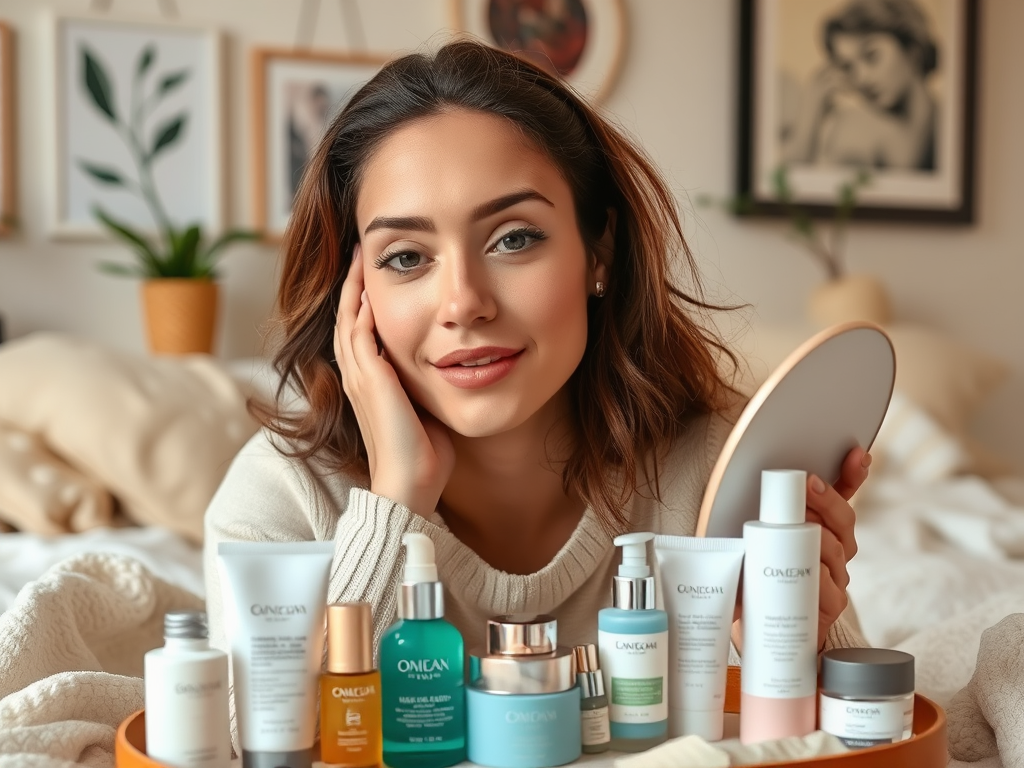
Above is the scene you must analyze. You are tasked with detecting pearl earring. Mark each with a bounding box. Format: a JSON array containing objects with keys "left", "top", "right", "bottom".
[{"left": 595, "top": 281, "right": 606, "bottom": 297}]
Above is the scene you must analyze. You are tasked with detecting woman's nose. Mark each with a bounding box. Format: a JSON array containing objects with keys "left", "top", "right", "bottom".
[{"left": 434, "top": 255, "right": 497, "bottom": 328}]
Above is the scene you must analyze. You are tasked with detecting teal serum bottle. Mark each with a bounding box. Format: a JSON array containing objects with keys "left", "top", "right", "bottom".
[
  {"left": 380, "top": 533, "right": 467, "bottom": 768},
  {"left": 597, "top": 532, "right": 669, "bottom": 752}
]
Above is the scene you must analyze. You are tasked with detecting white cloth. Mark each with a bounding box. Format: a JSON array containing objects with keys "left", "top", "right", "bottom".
[
  {"left": 613, "top": 731, "right": 848, "bottom": 767},
  {"left": 0, "top": 553, "right": 203, "bottom": 767}
]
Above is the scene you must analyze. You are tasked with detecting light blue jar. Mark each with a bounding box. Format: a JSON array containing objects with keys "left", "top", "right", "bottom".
[{"left": 466, "top": 615, "right": 581, "bottom": 768}]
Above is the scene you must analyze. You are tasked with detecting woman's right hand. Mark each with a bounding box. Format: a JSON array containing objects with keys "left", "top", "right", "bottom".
[{"left": 334, "top": 245, "right": 455, "bottom": 517}]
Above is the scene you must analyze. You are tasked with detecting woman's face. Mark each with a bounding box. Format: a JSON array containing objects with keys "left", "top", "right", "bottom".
[
  {"left": 830, "top": 32, "right": 918, "bottom": 110},
  {"left": 356, "top": 109, "right": 606, "bottom": 438}
]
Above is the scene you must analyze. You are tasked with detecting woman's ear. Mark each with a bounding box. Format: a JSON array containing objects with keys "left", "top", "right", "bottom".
[{"left": 591, "top": 208, "right": 616, "bottom": 286}]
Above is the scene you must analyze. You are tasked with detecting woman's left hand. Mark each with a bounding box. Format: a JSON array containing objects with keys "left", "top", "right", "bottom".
[{"left": 809, "top": 446, "right": 872, "bottom": 650}]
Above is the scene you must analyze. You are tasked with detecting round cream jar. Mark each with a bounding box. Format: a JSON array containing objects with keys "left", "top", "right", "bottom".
[{"left": 819, "top": 648, "right": 915, "bottom": 749}]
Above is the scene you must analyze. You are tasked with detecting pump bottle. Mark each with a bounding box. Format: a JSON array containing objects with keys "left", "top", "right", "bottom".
[
  {"left": 597, "top": 532, "right": 669, "bottom": 752},
  {"left": 380, "top": 532, "right": 466, "bottom": 768},
  {"left": 740, "top": 469, "right": 821, "bottom": 744}
]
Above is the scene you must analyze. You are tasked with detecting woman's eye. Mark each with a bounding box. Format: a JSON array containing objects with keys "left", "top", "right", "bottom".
[
  {"left": 490, "top": 228, "right": 546, "bottom": 254},
  {"left": 374, "top": 251, "right": 423, "bottom": 273}
]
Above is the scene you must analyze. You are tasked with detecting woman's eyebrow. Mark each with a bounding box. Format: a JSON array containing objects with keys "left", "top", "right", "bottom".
[{"left": 363, "top": 189, "right": 554, "bottom": 236}]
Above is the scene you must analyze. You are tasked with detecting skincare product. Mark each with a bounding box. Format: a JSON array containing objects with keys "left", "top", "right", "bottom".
[
  {"left": 574, "top": 644, "right": 610, "bottom": 754},
  {"left": 144, "top": 611, "right": 230, "bottom": 768},
  {"left": 740, "top": 470, "right": 820, "bottom": 744},
  {"left": 598, "top": 532, "right": 669, "bottom": 751},
  {"left": 466, "top": 615, "right": 581, "bottom": 768},
  {"left": 380, "top": 532, "right": 466, "bottom": 768},
  {"left": 217, "top": 541, "right": 333, "bottom": 768},
  {"left": 653, "top": 535, "right": 745, "bottom": 741},
  {"left": 819, "top": 648, "right": 915, "bottom": 748},
  {"left": 321, "top": 602, "right": 382, "bottom": 768}
]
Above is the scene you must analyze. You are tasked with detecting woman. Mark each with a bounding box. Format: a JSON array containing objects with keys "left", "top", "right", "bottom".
[
  {"left": 782, "top": 0, "right": 938, "bottom": 171},
  {"left": 204, "top": 40, "right": 868, "bottom": 662}
]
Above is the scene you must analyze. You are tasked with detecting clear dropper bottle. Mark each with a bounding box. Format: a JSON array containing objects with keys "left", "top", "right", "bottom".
[{"left": 574, "top": 644, "right": 611, "bottom": 754}]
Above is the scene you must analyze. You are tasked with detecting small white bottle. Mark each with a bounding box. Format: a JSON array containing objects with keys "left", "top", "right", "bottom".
[
  {"left": 144, "top": 610, "right": 230, "bottom": 768},
  {"left": 740, "top": 470, "right": 820, "bottom": 745}
]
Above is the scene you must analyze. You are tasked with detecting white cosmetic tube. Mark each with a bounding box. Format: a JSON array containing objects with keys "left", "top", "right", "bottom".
[
  {"left": 218, "top": 541, "right": 333, "bottom": 768},
  {"left": 653, "top": 535, "right": 744, "bottom": 742}
]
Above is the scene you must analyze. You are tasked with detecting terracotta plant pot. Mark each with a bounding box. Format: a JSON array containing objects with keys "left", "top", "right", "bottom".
[
  {"left": 141, "top": 279, "right": 218, "bottom": 355},
  {"left": 807, "top": 274, "right": 892, "bottom": 328}
]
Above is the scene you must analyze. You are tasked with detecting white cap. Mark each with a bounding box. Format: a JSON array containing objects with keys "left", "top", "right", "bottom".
[
  {"left": 669, "top": 707, "right": 725, "bottom": 742},
  {"left": 613, "top": 532, "right": 654, "bottom": 577},
  {"left": 402, "top": 532, "right": 438, "bottom": 583},
  {"left": 760, "top": 469, "right": 807, "bottom": 525}
]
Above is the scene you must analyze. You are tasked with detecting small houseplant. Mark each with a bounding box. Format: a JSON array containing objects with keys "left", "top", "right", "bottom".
[{"left": 77, "top": 42, "right": 258, "bottom": 354}]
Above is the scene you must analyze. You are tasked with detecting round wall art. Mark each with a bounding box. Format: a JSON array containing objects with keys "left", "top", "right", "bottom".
[{"left": 450, "top": 0, "right": 626, "bottom": 103}]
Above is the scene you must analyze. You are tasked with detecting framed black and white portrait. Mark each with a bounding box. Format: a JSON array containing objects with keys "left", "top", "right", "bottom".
[{"left": 737, "top": 0, "right": 978, "bottom": 223}]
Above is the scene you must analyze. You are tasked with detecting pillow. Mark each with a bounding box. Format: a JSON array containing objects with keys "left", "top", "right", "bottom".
[
  {"left": 0, "top": 421, "right": 114, "bottom": 534},
  {"left": 0, "top": 333, "right": 260, "bottom": 542},
  {"left": 736, "top": 322, "right": 1011, "bottom": 476}
]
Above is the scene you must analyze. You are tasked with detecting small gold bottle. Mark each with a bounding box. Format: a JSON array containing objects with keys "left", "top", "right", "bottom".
[{"left": 321, "top": 602, "right": 383, "bottom": 768}]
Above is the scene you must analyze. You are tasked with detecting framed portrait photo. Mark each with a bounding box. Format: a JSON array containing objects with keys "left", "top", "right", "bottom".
[
  {"left": 449, "top": 0, "right": 626, "bottom": 104},
  {"left": 0, "top": 22, "right": 16, "bottom": 236},
  {"left": 250, "top": 49, "right": 388, "bottom": 241},
  {"left": 47, "top": 14, "right": 224, "bottom": 239},
  {"left": 738, "top": 0, "right": 979, "bottom": 223}
]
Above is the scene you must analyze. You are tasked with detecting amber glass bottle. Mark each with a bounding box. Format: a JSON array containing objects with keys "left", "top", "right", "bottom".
[{"left": 321, "top": 602, "right": 383, "bottom": 767}]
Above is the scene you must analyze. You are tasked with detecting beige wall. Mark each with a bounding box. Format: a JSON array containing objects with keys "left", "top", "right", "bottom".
[{"left": 1, "top": 0, "right": 1021, "bottom": 468}]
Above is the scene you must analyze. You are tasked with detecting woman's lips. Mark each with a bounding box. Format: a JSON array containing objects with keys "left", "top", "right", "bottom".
[{"left": 433, "top": 350, "right": 524, "bottom": 389}]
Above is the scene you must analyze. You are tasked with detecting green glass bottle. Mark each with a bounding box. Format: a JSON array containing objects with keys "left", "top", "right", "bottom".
[{"left": 380, "top": 533, "right": 466, "bottom": 768}]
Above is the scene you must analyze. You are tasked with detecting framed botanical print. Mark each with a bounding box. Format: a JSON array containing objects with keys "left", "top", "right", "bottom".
[
  {"left": 449, "top": 0, "right": 627, "bottom": 104},
  {"left": 737, "top": 0, "right": 979, "bottom": 223},
  {"left": 250, "top": 48, "right": 388, "bottom": 241},
  {"left": 47, "top": 14, "right": 224, "bottom": 239}
]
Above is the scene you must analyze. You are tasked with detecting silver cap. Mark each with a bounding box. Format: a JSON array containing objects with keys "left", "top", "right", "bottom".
[
  {"left": 487, "top": 614, "right": 557, "bottom": 655},
  {"left": 612, "top": 574, "right": 656, "bottom": 610},
  {"left": 574, "top": 644, "right": 605, "bottom": 699},
  {"left": 821, "top": 648, "right": 915, "bottom": 698},
  {"left": 398, "top": 581, "right": 444, "bottom": 620},
  {"left": 164, "top": 610, "right": 208, "bottom": 640}
]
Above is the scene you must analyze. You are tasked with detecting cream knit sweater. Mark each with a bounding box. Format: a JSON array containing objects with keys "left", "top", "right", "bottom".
[{"left": 202, "top": 406, "right": 865, "bottom": 659}]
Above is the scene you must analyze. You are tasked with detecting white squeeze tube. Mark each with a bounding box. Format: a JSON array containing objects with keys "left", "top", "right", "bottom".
[
  {"left": 218, "top": 541, "right": 334, "bottom": 768},
  {"left": 652, "top": 535, "right": 744, "bottom": 742}
]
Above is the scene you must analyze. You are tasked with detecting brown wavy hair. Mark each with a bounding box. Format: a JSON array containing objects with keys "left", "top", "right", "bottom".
[{"left": 256, "top": 38, "right": 736, "bottom": 531}]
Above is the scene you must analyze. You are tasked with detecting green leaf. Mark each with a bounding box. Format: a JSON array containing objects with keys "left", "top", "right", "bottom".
[
  {"left": 158, "top": 70, "right": 189, "bottom": 96},
  {"left": 81, "top": 46, "right": 117, "bottom": 122},
  {"left": 169, "top": 225, "right": 202, "bottom": 276},
  {"left": 137, "top": 45, "right": 156, "bottom": 76},
  {"left": 78, "top": 160, "right": 124, "bottom": 186},
  {"left": 93, "top": 206, "right": 165, "bottom": 277},
  {"left": 149, "top": 115, "right": 187, "bottom": 159}
]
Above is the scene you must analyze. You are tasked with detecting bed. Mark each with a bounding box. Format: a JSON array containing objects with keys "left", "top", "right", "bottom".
[{"left": 0, "top": 328, "right": 1020, "bottom": 766}]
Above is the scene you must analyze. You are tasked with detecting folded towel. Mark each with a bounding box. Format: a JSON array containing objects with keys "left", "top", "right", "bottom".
[{"left": 614, "top": 730, "right": 848, "bottom": 767}]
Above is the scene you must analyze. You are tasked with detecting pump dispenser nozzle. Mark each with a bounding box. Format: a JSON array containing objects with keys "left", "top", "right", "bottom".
[
  {"left": 399, "top": 533, "right": 444, "bottom": 620},
  {"left": 611, "top": 532, "right": 657, "bottom": 610}
]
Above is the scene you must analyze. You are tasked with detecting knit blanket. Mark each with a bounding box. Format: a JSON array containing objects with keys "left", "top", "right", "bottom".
[{"left": 0, "top": 553, "right": 202, "bottom": 767}]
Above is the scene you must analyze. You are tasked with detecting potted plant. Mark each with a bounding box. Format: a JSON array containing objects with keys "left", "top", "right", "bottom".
[
  {"left": 701, "top": 167, "right": 890, "bottom": 328},
  {"left": 77, "top": 42, "right": 258, "bottom": 354}
]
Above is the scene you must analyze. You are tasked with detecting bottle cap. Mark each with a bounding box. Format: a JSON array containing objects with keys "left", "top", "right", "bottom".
[
  {"left": 574, "top": 643, "right": 606, "bottom": 699},
  {"left": 760, "top": 470, "right": 807, "bottom": 525},
  {"left": 821, "top": 648, "right": 915, "bottom": 698},
  {"left": 611, "top": 532, "right": 656, "bottom": 610},
  {"left": 164, "top": 610, "right": 208, "bottom": 640},
  {"left": 487, "top": 614, "right": 557, "bottom": 655},
  {"left": 326, "top": 602, "right": 373, "bottom": 674},
  {"left": 402, "top": 532, "right": 438, "bottom": 583},
  {"left": 399, "top": 533, "right": 444, "bottom": 619}
]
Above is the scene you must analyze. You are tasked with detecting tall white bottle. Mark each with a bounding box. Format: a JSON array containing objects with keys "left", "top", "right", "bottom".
[
  {"left": 740, "top": 470, "right": 820, "bottom": 745},
  {"left": 144, "top": 610, "right": 230, "bottom": 768}
]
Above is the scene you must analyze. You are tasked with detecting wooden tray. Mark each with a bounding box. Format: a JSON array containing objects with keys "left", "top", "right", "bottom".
[{"left": 118, "top": 667, "right": 947, "bottom": 767}]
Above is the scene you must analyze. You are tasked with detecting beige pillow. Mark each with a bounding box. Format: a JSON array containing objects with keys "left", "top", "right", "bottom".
[
  {"left": 0, "top": 421, "right": 114, "bottom": 534},
  {"left": 735, "top": 322, "right": 1011, "bottom": 475},
  {"left": 0, "top": 333, "right": 259, "bottom": 542}
]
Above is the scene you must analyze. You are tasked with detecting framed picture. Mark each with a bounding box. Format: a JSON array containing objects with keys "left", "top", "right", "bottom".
[
  {"left": 737, "top": 0, "right": 978, "bottom": 223},
  {"left": 251, "top": 48, "right": 388, "bottom": 241},
  {"left": 449, "top": 0, "right": 626, "bottom": 104},
  {"left": 47, "top": 14, "right": 223, "bottom": 239},
  {"left": 0, "top": 22, "right": 16, "bottom": 235}
]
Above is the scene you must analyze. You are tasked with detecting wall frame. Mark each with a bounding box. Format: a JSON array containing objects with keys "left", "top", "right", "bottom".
[
  {"left": 47, "top": 14, "right": 224, "bottom": 239},
  {"left": 0, "top": 22, "right": 15, "bottom": 235},
  {"left": 250, "top": 48, "right": 388, "bottom": 242},
  {"left": 737, "top": 0, "right": 979, "bottom": 223},
  {"left": 449, "top": 0, "right": 626, "bottom": 104}
]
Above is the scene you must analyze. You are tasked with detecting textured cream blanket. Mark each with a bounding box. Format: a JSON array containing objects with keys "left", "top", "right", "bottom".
[{"left": 0, "top": 553, "right": 202, "bottom": 767}]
